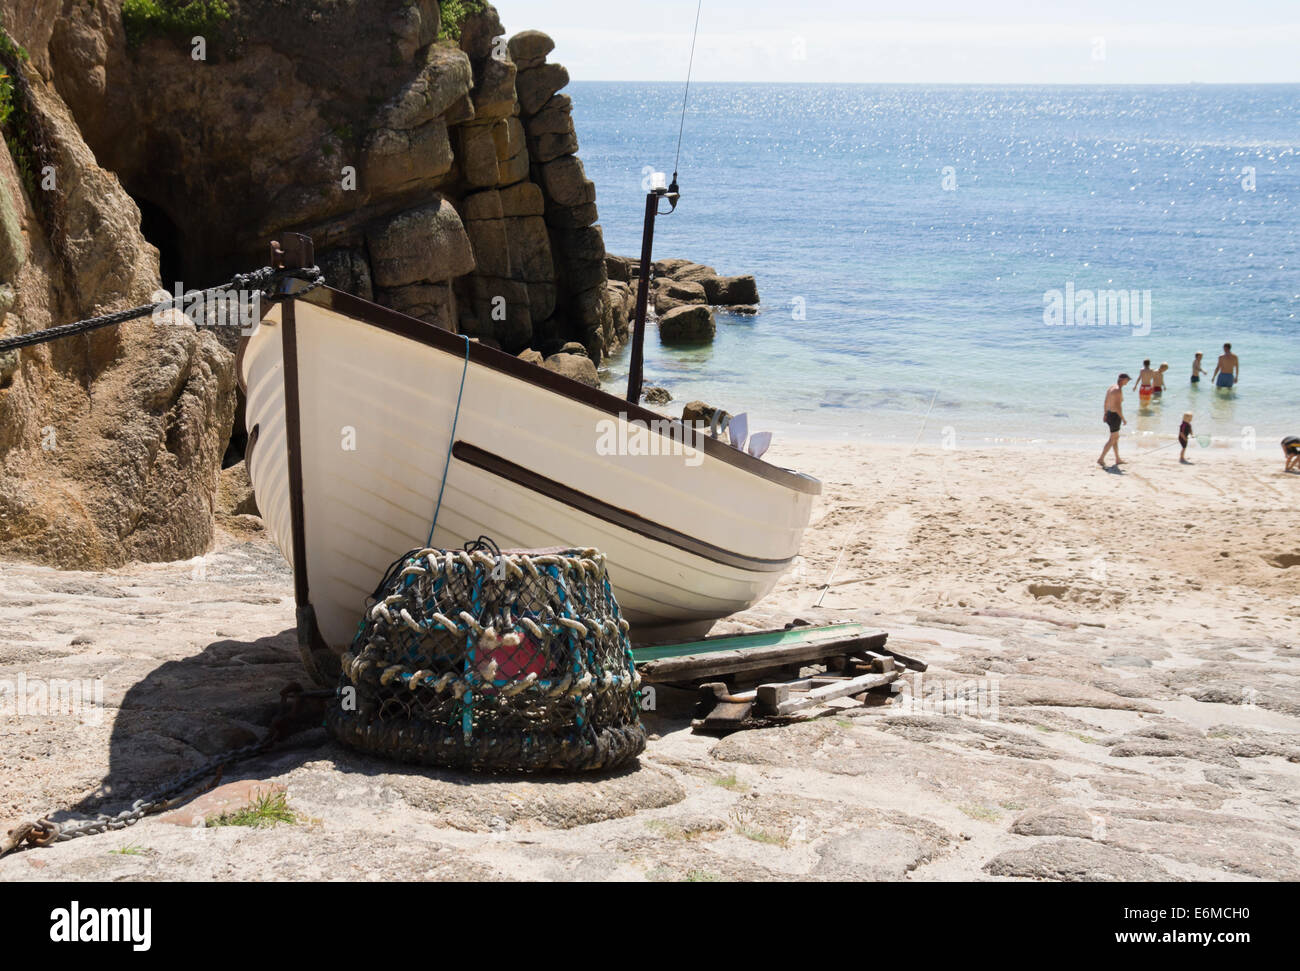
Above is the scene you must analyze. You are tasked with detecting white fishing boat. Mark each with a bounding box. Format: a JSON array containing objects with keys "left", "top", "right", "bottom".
[{"left": 238, "top": 259, "right": 820, "bottom": 682}]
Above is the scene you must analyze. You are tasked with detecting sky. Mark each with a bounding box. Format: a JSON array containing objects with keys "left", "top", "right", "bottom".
[{"left": 497, "top": 1, "right": 1300, "bottom": 84}]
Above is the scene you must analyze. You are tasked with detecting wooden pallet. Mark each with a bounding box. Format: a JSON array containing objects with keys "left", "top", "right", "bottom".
[
  {"left": 629, "top": 621, "right": 927, "bottom": 733},
  {"left": 692, "top": 654, "right": 907, "bottom": 732},
  {"left": 634, "top": 621, "right": 924, "bottom": 685}
]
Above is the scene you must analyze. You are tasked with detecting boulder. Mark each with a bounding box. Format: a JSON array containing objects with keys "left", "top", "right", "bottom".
[
  {"left": 538, "top": 155, "right": 596, "bottom": 208},
  {"left": 458, "top": 4, "right": 507, "bottom": 60},
  {"left": 466, "top": 276, "right": 532, "bottom": 351},
  {"left": 465, "top": 218, "right": 512, "bottom": 277},
  {"left": 377, "top": 284, "right": 457, "bottom": 330},
  {"left": 551, "top": 225, "right": 606, "bottom": 264},
  {"left": 497, "top": 146, "right": 531, "bottom": 186},
  {"left": 543, "top": 201, "right": 599, "bottom": 230},
  {"left": 492, "top": 116, "right": 525, "bottom": 162},
  {"left": 542, "top": 352, "right": 599, "bottom": 388},
  {"left": 654, "top": 258, "right": 696, "bottom": 277},
  {"left": 606, "top": 280, "right": 635, "bottom": 331},
  {"left": 559, "top": 341, "right": 589, "bottom": 357},
  {"left": 459, "top": 123, "right": 501, "bottom": 187},
  {"left": 671, "top": 262, "right": 717, "bottom": 283},
  {"left": 500, "top": 181, "right": 545, "bottom": 217},
  {"left": 557, "top": 255, "right": 608, "bottom": 294},
  {"left": 470, "top": 55, "right": 517, "bottom": 123},
  {"left": 658, "top": 305, "right": 715, "bottom": 344},
  {"left": 525, "top": 95, "right": 574, "bottom": 135},
  {"left": 362, "top": 119, "right": 453, "bottom": 196},
  {"left": 505, "top": 215, "right": 555, "bottom": 283},
  {"left": 517, "top": 348, "right": 544, "bottom": 366},
  {"left": 368, "top": 198, "right": 476, "bottom": 287},
  {"left": 653, "top": 278, "right": 707, "bottom": 313},
  {"left": 526, "top": 281, "right": 557, "bottom": 323},
  {"left": 529, "top": 129, "right": 579, "bottom": 164},
  {"left": 462, "top": 188, "right": 504, "bottom": 221},
  {"left": 605, "top": 254, "right": 634, "bottom": 283},
  {"left": 217, "top": 461, "right": 260, "bottom": 517},
  {"left": 378, "top": 45, "right": 475, "bottom": 131},
  {"left": 316, "top": 247, "right": 374, "bottom": 303},
  {"left": 702, "top": 274, "right": 760, "bottom": 305},
  {"left": 516, "top": 63, "right": 570, "bottom": 116},
  {"left": 682, "top": 400, "right": 731, "bottom": 433},
  {"left": 508, "top": 30, "right": 556, "bottom": 71},
  {"left": 643, "top": 386, "right": 672, "bottom": 405}
]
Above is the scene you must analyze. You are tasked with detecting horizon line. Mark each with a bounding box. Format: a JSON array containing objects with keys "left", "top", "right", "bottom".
[{"left": 567, "top": 79, "right": 1300, "bottom": 86}]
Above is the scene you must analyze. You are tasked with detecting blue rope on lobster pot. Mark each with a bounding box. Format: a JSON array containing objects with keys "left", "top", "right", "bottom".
[{"left": 326, "top": 539, "right": 646, "bottom": 772}]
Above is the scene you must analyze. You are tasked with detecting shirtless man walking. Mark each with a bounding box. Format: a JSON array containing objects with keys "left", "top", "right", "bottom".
[
  {"left": 1099, "top": 373, "right": 1130, "bottom": 469},
  {"left": 1212, "top": 342, "right": 1239, "bottom": 389}
]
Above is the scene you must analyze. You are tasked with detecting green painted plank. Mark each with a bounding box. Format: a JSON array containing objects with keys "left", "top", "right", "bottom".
[{"left": 631, "top": 622, "right": 875, "bottom": 663}]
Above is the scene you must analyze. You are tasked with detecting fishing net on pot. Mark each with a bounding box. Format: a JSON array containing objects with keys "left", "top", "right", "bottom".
[{"left": 326, "top": 539, "right": 646, "bottom": 772}]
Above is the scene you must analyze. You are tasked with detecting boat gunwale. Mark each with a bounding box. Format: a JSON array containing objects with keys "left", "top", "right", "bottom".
[{"left": 250, "top": 285, "right": 821, "bottom": 497}]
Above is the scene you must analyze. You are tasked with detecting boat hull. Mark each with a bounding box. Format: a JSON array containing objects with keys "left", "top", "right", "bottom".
[{"left": 240, "top": 288, "right": 820, "bottom": 655}]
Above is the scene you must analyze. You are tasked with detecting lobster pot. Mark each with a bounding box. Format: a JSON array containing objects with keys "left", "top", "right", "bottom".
[{"left": 327, "top": 547, "right": 647, "bottom": 772}]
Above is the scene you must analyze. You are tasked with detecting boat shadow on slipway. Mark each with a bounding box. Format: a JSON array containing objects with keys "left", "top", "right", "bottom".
[{"left": 59, "top": 630, "right": 703, "bottom": 824}]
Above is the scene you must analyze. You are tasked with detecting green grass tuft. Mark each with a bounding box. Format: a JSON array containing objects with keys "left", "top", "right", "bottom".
[
  {"left": 685, "top": 869, "right": 723, "bottom": 882},
  {"left": 207, "top": 790, "right": 297, "bottom": 829},
  {"left": 711, "top": 773, "right": 749, "bottom": 792}
]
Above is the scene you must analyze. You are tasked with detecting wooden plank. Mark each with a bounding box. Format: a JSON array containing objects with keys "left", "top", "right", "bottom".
[
  {"left": 759, "top": 670, "right": 900, "bottom": 716},
  {"left": 639, "top": 630, "right": 888, "bottom": 683},
  {"left": 694, "top": 683, "right": 754, "bottom": 729}
]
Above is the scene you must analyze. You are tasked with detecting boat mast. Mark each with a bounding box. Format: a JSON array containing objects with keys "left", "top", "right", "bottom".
[
  {"left": 626, "top": 0, "right": 701, "bottom": 405},
  {"left": 626, "top": 180, "right": 674, "bottom": 404}
]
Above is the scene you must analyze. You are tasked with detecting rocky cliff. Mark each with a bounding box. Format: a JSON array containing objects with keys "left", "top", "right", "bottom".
[{"left": 0, "top": 1, "right": 625, "bottom": 568}]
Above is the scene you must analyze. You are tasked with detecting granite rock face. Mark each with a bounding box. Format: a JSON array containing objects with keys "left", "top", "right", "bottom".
[
  {"left": 0, "top": 1, "right": 620, "bottom": 567},
  {"left": 0, "top": 16, "right": 234, "bottom": 568}
]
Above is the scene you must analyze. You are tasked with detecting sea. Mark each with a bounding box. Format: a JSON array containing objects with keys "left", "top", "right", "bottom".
[{"left": 571, "top": 82, "right": 1299, "bottom": 449}]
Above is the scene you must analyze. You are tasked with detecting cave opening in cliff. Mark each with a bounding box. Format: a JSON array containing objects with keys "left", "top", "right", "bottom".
[
  {"left": 127, "top": 189, "right": 249, "bottom": 471},
  {"left": 132, "top": 195, "right": 186, "bottom": 294}
]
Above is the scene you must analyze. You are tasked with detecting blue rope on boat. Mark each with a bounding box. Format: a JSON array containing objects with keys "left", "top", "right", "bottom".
[{"left": 427, "top": 336, "right": 471, "bottom": 547}]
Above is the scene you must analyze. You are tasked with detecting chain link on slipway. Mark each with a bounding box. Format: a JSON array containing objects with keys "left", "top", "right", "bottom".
[{"left": 0, "top": 683, "right": 333, "bottom": 858}]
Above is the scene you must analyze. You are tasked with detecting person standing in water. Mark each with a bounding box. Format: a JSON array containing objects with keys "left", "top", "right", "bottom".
[
  {"left": 1132, "top": 360, "right": 1156, "bottom": 404},
  {"left": 1191, "top": 352, "right": 1207, "bottom": 385},
  {"left": 1212, "top": 343, "right": 1239, "bottom": 389},
  {"left": 1153, "top": 362, "right": 1169, "bottom": 398},
  {"left": 1099, "top": 374, "right": 1130, "bottom": 469}
]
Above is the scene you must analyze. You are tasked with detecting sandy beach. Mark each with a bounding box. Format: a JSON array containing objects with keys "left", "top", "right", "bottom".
[{"left": 2, "top": 439, "right": 1297, "bottom": 881}]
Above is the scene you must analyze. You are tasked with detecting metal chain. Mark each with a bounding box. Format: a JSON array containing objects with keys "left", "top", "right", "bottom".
[{"left": 1, "top": 683, "right": 333, "bottom": 858}]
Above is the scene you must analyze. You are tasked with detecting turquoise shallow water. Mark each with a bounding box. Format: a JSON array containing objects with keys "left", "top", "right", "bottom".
[{"left": 571, "top": 82, "right": 1299, "bottom": 447}]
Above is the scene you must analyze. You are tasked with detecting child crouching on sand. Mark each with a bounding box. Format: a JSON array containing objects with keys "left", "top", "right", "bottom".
[
  {"left": 1284, "top": 436, "right": 1300, "bottom": 473},
  {"left": 1179, "top": 412, "right": 1194, "bottom": 464}
]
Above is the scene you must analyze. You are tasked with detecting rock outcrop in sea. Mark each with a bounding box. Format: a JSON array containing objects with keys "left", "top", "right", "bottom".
[{"left": 0, "top": 1, "right": 623, "bottom": 568}]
